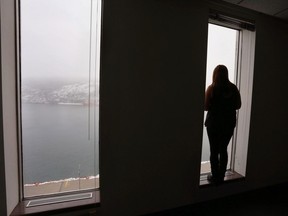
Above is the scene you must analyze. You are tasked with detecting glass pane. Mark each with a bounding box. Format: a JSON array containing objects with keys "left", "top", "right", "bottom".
[
  {"left": 201, "top": 24, "right": 238, "bottom": 174},
  {"left": 21, "top": 0, "right": 101, "bottom": 197}
]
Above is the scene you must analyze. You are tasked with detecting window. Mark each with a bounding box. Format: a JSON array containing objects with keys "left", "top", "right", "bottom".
[
  {"left": 200, "top": 15, "right": 255, "bottom": 185},
  {"left": 19, "top": 0, "right": 102, "bottom": 198},
  {"left": 201, "top": 23, "right": 239, "bottom": 174}
]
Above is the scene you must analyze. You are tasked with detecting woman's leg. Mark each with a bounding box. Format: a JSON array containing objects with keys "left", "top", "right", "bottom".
[
  {"left": 218, "top": 129, "right": 234, "bottom": 181},
  {"left": 207, "top": 127, "right": 220, "bottom": 181}
]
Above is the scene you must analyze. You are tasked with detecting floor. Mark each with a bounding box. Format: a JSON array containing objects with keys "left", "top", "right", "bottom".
[
  {"left": 14, "top": 182, "right": 288, "bottom": 216},
  {"left": 200, "top": 170, "right": 244, "bottom": 186},
  {"left": 146, "top": 182, "right": 288, "bottom": 216}
]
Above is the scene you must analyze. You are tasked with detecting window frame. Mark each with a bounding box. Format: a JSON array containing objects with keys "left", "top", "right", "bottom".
[
  {"left": 200, "top": 15, "right": 256, "bottom": 185},
  {"left": 200, "top": 22, "right": 241, "bottom": 174},
  {"left": 15, "top": 0, "right": 103, "bottom": 208}
]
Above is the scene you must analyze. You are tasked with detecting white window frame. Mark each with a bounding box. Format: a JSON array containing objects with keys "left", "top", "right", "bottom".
[
  {"left": 16, "top": 0, "right": 102, "bottom": 203},
  {"left": 201, "top": 22, "right": 241, "bottom": 174},
  {"left": 201, "top": 16, "right": 255, "bottom": 182},
  {"left": 232, "top": 26, "right": 255, "bottom": 176}
]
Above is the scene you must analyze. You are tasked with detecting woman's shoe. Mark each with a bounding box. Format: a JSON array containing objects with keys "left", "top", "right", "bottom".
[
  {"left": 207, "top": 173, "right": 223, "bottom": 185},
  {"left": 207, "top": 173, "right": 216, "bottom": 183}
]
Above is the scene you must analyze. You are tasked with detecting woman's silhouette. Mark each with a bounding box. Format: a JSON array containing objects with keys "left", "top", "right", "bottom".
[{"left": 204, "top": 65, "right": 241, "bottom": 184}]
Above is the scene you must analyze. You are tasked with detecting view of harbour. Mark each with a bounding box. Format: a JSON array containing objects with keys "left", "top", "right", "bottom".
[
  {"left": 22, "top": 103, "right": 99, "bottom": 184},
  {"left": 19, "top": 0, "right": 237, "bottom": 196},
  {"left": 21, "top": 80, "right": 213, "bottom": 185},
  {"left": 22, "top": 102, "right": 212, "bottom": 185},
  {"left": 20, "top": 0, "right": 102, "bottom": 196}
]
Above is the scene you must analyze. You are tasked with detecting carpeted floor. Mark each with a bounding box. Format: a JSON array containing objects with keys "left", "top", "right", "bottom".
[{"left": 146, "top": 183, "right": 288, "bottom": 216}]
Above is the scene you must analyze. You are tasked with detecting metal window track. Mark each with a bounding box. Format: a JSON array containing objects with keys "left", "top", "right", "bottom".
[{"left": 26, "top": 192, "right": 93, "bottom": 208}]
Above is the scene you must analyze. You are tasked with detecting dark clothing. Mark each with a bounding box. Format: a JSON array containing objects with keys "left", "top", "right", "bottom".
[
  {"left": 207, "top": 125, "right": 234, "bottom": 181},
  {"left": 205, "top": 82, "right": 241, "bottom": 183},
  {"left": 205, "top": 83, "right": 240, "bottom": 129}
]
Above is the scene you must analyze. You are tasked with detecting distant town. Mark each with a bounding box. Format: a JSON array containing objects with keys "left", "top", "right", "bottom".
[{"left": 22, "top": 82, "right": 99, "bottom": 105}]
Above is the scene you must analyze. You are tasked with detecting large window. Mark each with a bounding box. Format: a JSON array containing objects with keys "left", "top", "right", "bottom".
[
  {"left": 201, "top": 23, "right": 239, "bottom": 174},
  {"left": 20, "top": 0, "right": 101, "bottom": 198},
  {"left": 200, "top": 16, "right": 256, "bottom": 185}
]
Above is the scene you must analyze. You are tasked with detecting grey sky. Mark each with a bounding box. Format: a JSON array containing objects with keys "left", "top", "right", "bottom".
[
  {"left": 202, "top": 24, "right": 238, "bottom": 163},
  {"left": 21, "top": 1, "right": 236, "bottom": 86},
  {"left": 206, "top": 24, "right": 238, "bottom": 87},
  {"left": 21, "top": 0, "right": 93, "bottom": 81}
]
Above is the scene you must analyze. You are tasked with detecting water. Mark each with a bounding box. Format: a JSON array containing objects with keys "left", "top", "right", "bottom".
[
  {"left": 202, "top": 128, "right": 210, "bottom": 162},
  {"left": 22, "top": 103, "right": 99, "bottom": 184},
  {"left": 22, "top": 104, "right": 213, "bottom": 184}
]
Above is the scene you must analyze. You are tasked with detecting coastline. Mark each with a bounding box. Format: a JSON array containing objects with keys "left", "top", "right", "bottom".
[{"left": 24, "top": 175, "right": 100, "bottom": 197}]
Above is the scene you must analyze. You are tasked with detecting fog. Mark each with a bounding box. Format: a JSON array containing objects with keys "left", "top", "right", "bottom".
[
  {"left": 206, "top": 24, "right": 238, "bottom": 87},
  {"left": 21, "top": 1, "right": 236, "bottom": 87},
  {"left": 21, "top": 0, "right": 93, "bottom": 82}
]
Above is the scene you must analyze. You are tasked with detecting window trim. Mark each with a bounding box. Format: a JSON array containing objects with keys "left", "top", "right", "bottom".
[
  {"left": 15, "top": 0, "right": 103, "bottom": 211},
  {"left": 209, "top": 10, "right": 256, "bottom": 31},
  {"left": 200, "top": 15, "right": 256, "bottom": 185},
  {"left": 16, "top": 0, "right": 24, "bottom": 202},
  {"left": 200, "top": 22, "right": 241, "bottom": 174},
  {"left": 232, "top": 26, "right": 256, "bottom": 176},
  {"left": 11, "top": 190, "right": 100, "bottom": 216}
]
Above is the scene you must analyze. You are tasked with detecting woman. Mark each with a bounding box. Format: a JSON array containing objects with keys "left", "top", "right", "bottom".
[{"left": 204, "top": 65, "right": 241, "bottom": 184}]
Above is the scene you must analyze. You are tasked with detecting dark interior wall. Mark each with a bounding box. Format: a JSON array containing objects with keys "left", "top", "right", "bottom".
[
  {"left": 1, "top": 0, "right": 288, "bottom": 215},
  {"left": 247, "top": 16, "right": 288, "bottom": 187},
  {"left": 100, "top": 0, "right": 208, "bottom": 215},
  {"left": 99, "top": 0, "right": 288, "bottom": 215}
]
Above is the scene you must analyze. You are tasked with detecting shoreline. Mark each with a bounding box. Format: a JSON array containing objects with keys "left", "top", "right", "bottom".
[
  {"left": 24, "top": 175, "right": 100, "bottom": 197},
  {"left": 24, "top": 174, "right": 99, "bottom": 187}
]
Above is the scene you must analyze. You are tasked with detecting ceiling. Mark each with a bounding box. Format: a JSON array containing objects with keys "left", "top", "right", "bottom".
[{"left": 223, "top": 0, "right": 288, "bottom": 21}]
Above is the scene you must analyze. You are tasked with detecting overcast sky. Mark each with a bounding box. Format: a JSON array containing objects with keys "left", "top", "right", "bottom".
[
  {"left": 206, "top": 23, "right": 238, "bottom": 87},
  {"left": 21, "top": 1, "right": 237, "bottom": 86},
  {"left": 21, "top": 0, "right": 95, "bottom": 82}
]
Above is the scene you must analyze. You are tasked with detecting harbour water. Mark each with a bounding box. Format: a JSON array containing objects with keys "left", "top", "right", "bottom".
[
  {"left": 22, "top": 103, "right": 211, "bottom": 184},
  {"left": 22, "top": 103, "right": 99, "bottom": 184}
]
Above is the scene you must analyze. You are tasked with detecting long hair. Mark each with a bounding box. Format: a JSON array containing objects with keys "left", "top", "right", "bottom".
[{"left": 212, "top": 65, "right": 230, "bottom": 87}]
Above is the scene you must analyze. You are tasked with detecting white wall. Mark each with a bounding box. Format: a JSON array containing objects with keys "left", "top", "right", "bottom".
[
  {"left": 1, "top": 0, "right": 288, "bottom": 215},
  {"left": 0, "top": 0, "right": 19, "bottom": 215},
  {"left": 0, "top": 65, "right": 7, "bottom": 216}
]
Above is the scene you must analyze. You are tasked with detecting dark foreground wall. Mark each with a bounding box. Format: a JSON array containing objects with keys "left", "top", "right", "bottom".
[
  {"left": 99, "top": 0, "right": 288, "bottom": 215},
  {"left": 1, "top": 0, "right": 288, "bottom": 215}
]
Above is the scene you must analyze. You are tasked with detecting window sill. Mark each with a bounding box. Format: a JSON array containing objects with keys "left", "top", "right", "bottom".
[
  {"left": 200, "top": 171, "right": 245, "bottom": 187},
  {"left": 10, "top": 190, "right": 100, "bottom": 216}
]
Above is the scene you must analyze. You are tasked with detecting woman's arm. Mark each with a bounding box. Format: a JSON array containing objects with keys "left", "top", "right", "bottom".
[
  {"left": 234, "top": 85, "right": 241, "bottom": 110},
  {"left": 204, "top": 85, "right": 212, "bottom": 111}
]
